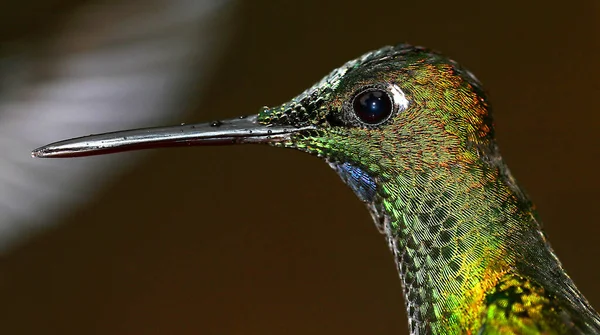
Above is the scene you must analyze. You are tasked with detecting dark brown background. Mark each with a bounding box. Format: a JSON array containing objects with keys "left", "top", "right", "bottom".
[{"left": 2, "top": 1, "right": 599, "bottom": 334}]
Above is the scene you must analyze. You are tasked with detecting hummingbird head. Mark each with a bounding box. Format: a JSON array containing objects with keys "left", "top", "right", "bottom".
[
  {"left": 256, "top": 45, "right": 499, "bottom": 219},
  {"left": 32, "top": 44, "right": 502, "bottom": 230},
  {"left": 259, "top": 44, "right": 495, "bottom": 171}
]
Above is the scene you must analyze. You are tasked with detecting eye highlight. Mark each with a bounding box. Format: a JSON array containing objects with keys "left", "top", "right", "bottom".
[{"left": 352, "top": 89, "right": 393, "bottom": 124}]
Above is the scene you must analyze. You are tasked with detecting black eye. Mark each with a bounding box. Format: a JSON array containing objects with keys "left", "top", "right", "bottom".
[{"left": 352, "top": 89, "right": 393, "bottom": 124}]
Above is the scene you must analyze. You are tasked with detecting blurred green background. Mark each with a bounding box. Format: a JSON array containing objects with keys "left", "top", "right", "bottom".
[{"left": 1, "top": 1, "right": 599, "bottom": 334}]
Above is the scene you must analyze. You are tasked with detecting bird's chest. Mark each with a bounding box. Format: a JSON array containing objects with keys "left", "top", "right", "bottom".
[{"left": 387, "top": 209, "right": 510, "bottom": 334}]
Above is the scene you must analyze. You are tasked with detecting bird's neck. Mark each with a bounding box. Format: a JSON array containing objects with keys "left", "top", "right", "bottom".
[{"left": 375, "top": 158, "right": 556, "bottom": 334}]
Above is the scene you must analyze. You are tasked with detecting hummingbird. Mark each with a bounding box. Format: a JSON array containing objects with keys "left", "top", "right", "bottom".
[{"left": 32, "top": 44, "right": 600, "bottom": 334}]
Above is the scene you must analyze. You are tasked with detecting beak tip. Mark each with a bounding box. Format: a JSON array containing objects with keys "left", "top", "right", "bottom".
[
  {"left": 31, "top": 147, "right": 49, "bottom": 158},
  {"left": 31, "top": 144, "right": 69, "bottom": 158}
]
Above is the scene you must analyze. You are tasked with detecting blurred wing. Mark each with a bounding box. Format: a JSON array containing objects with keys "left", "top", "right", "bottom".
[{"left": 0, "top": 0, "right": 237, "bottom": 252}]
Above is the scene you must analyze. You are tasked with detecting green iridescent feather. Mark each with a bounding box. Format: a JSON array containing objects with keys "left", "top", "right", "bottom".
[{"left": 258, "top": 45, "right": 600, "bottom": 334}]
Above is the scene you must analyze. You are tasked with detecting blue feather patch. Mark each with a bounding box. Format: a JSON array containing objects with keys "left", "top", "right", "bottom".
[{"left": 331, "top": 162, "right": 377, "bottom": 203}]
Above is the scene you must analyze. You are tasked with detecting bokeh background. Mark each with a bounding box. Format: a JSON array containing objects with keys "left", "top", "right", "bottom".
[{"left": 1, "top": 1, "right": 599, "bottom": 334}]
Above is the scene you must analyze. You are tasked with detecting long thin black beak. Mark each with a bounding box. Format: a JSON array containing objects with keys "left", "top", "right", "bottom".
[{"left": 32, "top": 115, "right": 313, "bottom": 158}]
